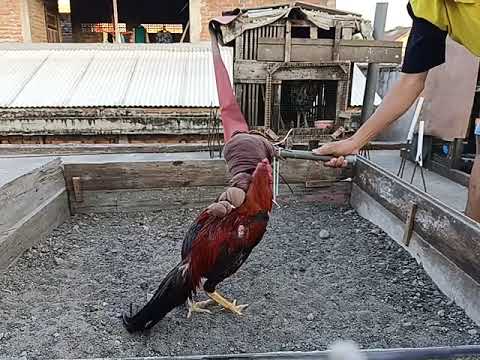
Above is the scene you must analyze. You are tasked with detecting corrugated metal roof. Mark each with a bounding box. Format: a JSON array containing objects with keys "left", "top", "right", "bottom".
[{"left": 0, "top": 43, "right": 233, "bottom": 108}]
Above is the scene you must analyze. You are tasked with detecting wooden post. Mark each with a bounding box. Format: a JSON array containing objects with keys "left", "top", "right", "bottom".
[
  {"left": 403, "top": 202, "right": 417, "bottom": 246},
  {"left": 285, "top": 20, "right": 292, "bottom": 62},
  {"left": 112, "top": 0, "right": 121, "bottom": 43},
  {"left": 332, "top": 24, "right": 341, "bottom": 61},
  {"left": 449, "top": 138, "right": 464, "bottom": 170},
  {"left": 264, "top": 74, "right": 273, "bottom": 128},
  {"left": 72, "top": 177, "right": 83, "bottom": 202}
]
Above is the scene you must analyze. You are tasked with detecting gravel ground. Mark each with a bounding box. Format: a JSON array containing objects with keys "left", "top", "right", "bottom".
[{"left": 0, "top": 202, "right": 479, "bottom": 359}]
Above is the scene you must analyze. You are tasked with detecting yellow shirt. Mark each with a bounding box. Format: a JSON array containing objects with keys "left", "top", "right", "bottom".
[{"left": 410, "top": 0, "right": 480, "bottom": 56}]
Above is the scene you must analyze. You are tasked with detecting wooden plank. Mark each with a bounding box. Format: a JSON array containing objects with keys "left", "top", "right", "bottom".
[
  {"left": 338, "top": 44, "right": 402, "bottom": 64},
  {"left": 291, "top": 43, "right": 332, "bottom": 62},
  {"left": 290, "top": 19, "right": 312, "bottom": 27},
  {"left": 252, "top": 28, "right": 258, "bottom": 60},
  {"left": 71, "top": 182, "right": 351, "bottom": 214},
  {"left": 235, "top": 61, "right": 349, "bottom": 82},
  {"left": 71, "top": 186, "right": 226, "bottom": 214},
  {"left": 235, "top": 84, "right": 243, "bottom": 109},
  {"left": 310, "top": 26, "right": 317, "bottom": 39},
  {"left": 278, "top": 158, "right": 353, "bottom": 184},
  {"left": 0, "top": 158, "right": 65, "bottom": 237},
  {"left": 0, "top": 190, "right": 69, "bottom": 271},
  {"left": 257, "top": 41, "right": 285, "bottom": 62},
  {"left": 234, "top": 61, "right": 268, "bottom": 82},
  {"left": 332, "top": 26, "right": 341, "bottom": 61},
  {"left": 64, "top": 159, "right": 230, "bottom": 192},
  {"left": 64, "top": 158, "right": 351, "bottom": 194},
  {"left": 285, "top": 20, "right": 292, "bottom": 62},
  {"left": 257, "top": 37, "right": 402, "bottom": 63},
  {"left": 253, "top": 84, "right": 259, "bottom": 126},
  {"left": 402, "top": 202, "right": 417, "bottom": 246},
  {"left": 341, "top": 27, "right": 353, "bottom": 40},
  {"left": 341, "top": 39, "right": 402, "bottom": 48},
  {"left": 235, "top": 32, "right": 244, "bottom": 60},
  {"left": 354, "top": 158, "right": 480, "bottom": 283}
]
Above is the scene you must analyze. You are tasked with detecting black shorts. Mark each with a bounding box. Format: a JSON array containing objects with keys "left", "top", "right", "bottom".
[{"left": 401, "top": 3, "right": 448, "bottom": 74}]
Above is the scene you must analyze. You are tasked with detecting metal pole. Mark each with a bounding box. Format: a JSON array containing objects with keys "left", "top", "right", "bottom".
[
  {"left": 360, "top": 2, "right": 388, "bottom": 124},
  {"left": 276, "top": 148, "right": 357, "bottom": 166},
  {"left": 112, "top": 0, "right": 121, "bottom": 43}
]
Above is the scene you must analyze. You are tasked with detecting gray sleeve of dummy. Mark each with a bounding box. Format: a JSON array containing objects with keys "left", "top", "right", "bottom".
[{"left": 207, "top": 133, "right": 275, "bottom": 217}]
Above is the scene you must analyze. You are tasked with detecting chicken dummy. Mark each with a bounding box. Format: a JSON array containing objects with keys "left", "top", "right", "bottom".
[{"left": 122, "top": 24, "right": 277, "bottom": 333}]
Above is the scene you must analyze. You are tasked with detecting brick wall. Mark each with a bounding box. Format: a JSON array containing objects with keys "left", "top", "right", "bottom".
[
  {"left": 0, "top": 0, "right": 23, "bottom": 42},
  {"left": 0, "top": 0, "right": 52, "bottom": 42},
  {"left": 28, "top": 0, "right": 47, "bottom": 42},
  {"left": 198, "top": 0, "right": 336, "bottom": 41}
]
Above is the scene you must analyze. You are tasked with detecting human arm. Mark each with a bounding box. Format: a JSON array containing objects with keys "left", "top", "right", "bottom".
[
  {"left": 314, "top": 72, "right": 427, "bottom": 167},
  {"left": 315, "top": 2, "right": 447, "bottom": 168}
]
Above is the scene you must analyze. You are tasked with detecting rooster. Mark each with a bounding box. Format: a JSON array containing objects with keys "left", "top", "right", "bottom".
[{"left": 123, "top": 158, "right": 273, "bottom": 332}]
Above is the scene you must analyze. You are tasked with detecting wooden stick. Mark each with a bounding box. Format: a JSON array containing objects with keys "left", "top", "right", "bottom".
[{"left": 72, "top": 177, "right": 83, "bottom": 202}]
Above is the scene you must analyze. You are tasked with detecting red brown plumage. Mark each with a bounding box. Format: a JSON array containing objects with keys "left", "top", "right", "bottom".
[{"left": 123, "top": 159, "right": 273, "bottom": 332}]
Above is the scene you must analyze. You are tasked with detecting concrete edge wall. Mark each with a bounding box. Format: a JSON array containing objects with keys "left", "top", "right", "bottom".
[
  {"left": 0, "top": 108, "right": 214, "bottom": 136},
  {"left": 351, "top": 184, "right": 480, "bottom": 326},
  {"left": 0, "top": 158, "right": 70, "bottom": 271}
]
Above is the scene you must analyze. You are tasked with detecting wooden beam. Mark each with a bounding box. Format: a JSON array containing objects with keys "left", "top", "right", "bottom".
[
  {"left": 234, "top": 61, "right": 350, "bottom": 82},
  {"left": 290, "top": 19, "right": 312, "bottom": 27},
  {"left": 64, "top": 158, "right": 352, "bottom": 193},
  {"left": 257, "top": 37, "right": 402, "bottom": 63},
  {"left": 285, "top": 20, "right": 292, "bottom": 62},
  {"left": 341, "top": 27, "right": 353, "bottom": 40},
  {"left": 235, "top": 32, "right": 244, "bottom": 60},
  {"left": 332, "top": 26, "right": 341, "bottom": 61},
  {"left": 64, "top": 160, "right": 230, "bottom": 192},
  {"left": 354, "top": 157, "right": 480, "bottom": 283}
]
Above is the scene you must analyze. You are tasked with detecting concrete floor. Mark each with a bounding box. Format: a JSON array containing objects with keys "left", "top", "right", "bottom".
[
  {"left": 369, "top": 150, "right": 468, "bottom": 213},
  {"left": 0, "top": 150, "right": 470, "bottom": 214}
]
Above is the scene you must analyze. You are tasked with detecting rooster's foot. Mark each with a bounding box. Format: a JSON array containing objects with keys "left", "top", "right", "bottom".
[
  {"left": 207, "top": 290, "right": 249, "bottom": 316},
  {"left": 186, "top": 298, "right": 214, "bottom": 319}
]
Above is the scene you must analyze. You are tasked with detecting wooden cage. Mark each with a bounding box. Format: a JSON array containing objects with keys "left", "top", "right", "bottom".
[{"left": 227, "top": 3, "right": 402, "bottom": 139}]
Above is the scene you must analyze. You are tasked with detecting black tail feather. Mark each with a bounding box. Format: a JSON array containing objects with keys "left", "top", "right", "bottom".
[{"left": 123, "top": 263, "right": 192, "bottom": 333}]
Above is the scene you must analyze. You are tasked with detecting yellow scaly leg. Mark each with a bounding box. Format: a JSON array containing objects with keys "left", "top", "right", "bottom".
[
  {"left": 206, "top": 290, "right": 249, "bottom": 315},
  {"left": 186, "top": 298, "right": 215, "bottom": 319}
]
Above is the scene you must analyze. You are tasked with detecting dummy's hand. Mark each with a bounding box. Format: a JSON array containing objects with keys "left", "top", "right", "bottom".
[
  {"left": 313, "top": 139, "right": 359, "bottom": 168},
  {"left": 206, "top": 187, "right": 246, "bottom": 217}
]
